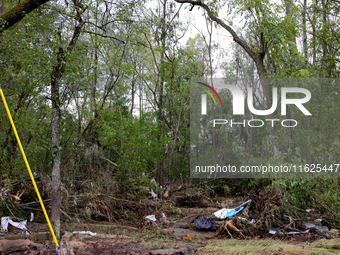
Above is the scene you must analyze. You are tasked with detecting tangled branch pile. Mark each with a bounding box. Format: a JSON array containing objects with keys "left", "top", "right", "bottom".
[
  {"left": 75, "top": 194, "right": 158, "bottom": 223},
  {"left": 216, "top": 189, "right": 296, "bottom": 238}
]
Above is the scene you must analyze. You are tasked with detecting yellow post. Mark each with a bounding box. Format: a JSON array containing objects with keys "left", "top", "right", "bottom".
[{"left": 0, "top": 88, "right": 59, "bottom": 248}]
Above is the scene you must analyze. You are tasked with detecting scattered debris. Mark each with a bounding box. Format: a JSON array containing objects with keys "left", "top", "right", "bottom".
[
  {"left": 79, "top": 194, "right": 158, "bottom": 222},
  {"left": 11, "top": 190, "right": 25, "bottom": 203},
  {"left": 164, "top": 185, "right": 171, "bottom": 199},
  {"left": 304, "top": 223, "right": 328, "bottom": 232},
  {"left": 195, "top": 217, "right": 217, "bottom": 231},
  {"left": 162, "top": 212, "right": 170, "bottom": 223},
  {"left": 215, "top": 189, "right": 285, "bottom": 238},
  {"left": 1, "top": 217, "right": 30, "bottom": 235},
  {"left": 213, "top": 200, "right": 251, "bottom": 219},
  {"left": 269, "top": 227, "right": 281, "bottom": 235},
  {"left": 72, "top": 231, "right": 97, "bottom": 236},
  {"left": 182, "top": 234, "right": 192, "bottom": 240},
  {"left": 323, "top": 229, "right": 339, "bottom": 239},
  {"left": 145, "top": 215, "right": 157, "bottom": 222},
  {"left": 150, "top": 189, "right": 158, "bottom": 201}
]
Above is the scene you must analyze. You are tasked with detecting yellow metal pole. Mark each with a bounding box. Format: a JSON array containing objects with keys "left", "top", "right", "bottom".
[{"left": 0, "top": 88, "right": 59, "bottom": 248}]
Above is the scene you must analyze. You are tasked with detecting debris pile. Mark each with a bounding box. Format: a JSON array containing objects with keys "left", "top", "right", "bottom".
[
  {"left": 174, "top": 193, "right": 210, "bottom": 208},
  {"left": 80, "top": 194, "right": 159, "bottom": 222},
  {"left": 214, "top": 189, "right": 294, "bottom": 238},
  {"left": 213, "top": 188, "right": 339, "bottom": 239}
]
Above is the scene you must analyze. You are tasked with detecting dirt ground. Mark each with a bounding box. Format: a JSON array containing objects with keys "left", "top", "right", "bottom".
[{"left": 1, "top": 230, "right": 340, "bottom": 254}]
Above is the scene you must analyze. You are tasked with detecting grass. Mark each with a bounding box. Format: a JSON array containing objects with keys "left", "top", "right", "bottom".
[{"left": 199, "top": 238, "right": 340, "bottom": 255}]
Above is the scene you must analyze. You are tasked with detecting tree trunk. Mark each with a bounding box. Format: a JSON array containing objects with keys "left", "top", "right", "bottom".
[
  {"left": 130, "top": 78, "right": 135, "bottom": 115},
  {"left": 302, "top": 0, "right": 308, "bottom": 69},
  {"left": 50, "top": 59, "right": 61, "bottom": 240},
  {"left": 50, "top": 7, "right": 83, "bottom": 240},
  {"left": 156, "top": 0, "right": 167, "bottom": 184},
  {"left": 285, "top": 0, "right": 298, "bottom": 69}
]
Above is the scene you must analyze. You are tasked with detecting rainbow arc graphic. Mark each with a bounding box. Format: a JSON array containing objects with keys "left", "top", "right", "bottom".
[{"left": 196, "top": 82, "right": 222, "bottom": 106}]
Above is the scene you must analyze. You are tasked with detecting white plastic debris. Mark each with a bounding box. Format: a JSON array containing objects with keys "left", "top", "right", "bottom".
[
  {"left": 0, "top": 189, "right": 7, "bottom": 197},
  {"left": 72, "top": 231, "right": 97, "bottom": 236},
  {"left": 150, "top": 189, "right": 157, "bottom": 201},
  {"left": 162, "top": 213, "right": 169, "bottom": 223},
  {"left": 213, "top": 208, "right": 234, "bottom": 219},
  {"left": 306, "top": 209, "right": 313, "bottom": 212},
  {"left": 238, "top": 217, "right": 248, "bottom": 221},
  {"left": 315, "top": 218, "right": 322, "bottom": 222},
  {"left": 145, "top": 215, "right": 157, "bottom": 222},
  {"left": 304, "top": 223, "right": 328, "bottom": 232},
  {"left": 269, "top": 229, "right": 277, "bottom": 235},
  {"left": 250, "top": 219, "right": 256, "bottom": 224},
  {"left": 213, "top": 200, "right": 251, "bottom": 219},
  {"left": 30, "top": 213, "right": 34, "bottom": 222},
  {"left": 286, "top": 231, "right": 301, "bottom": 235},
  {"left": 1, "top": 217, "right": 29, "bottom": 235}
]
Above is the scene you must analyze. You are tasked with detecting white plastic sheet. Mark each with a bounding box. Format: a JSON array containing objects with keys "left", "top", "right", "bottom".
[
  {"left": 72, "top": 231, "right": 97, "bottom": 236},
  {"left": 1, "top": 217, "right": 29, "bottom": 235},
  {"left": 213, "top": 200, "right": 251, "bottom": 220},
  {"left": 162, "top": 212, "right": 169, "bottom": 223},
  {"left": 150, "top": 190, "right": 157, "bottom": 201},
  {"left": 145, "top": 215, "right": 157, "bottom": 222},
  {"left": 213, "top": 208, "right": 234, "bottom": 219}
]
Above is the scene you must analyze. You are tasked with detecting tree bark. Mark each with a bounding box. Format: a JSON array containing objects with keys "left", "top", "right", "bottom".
[
  {"left": 0, "top": 0, "right": 49, "bottom": 33},
  {"left": 302, "top": 0, "right": 308, "bottom": 69}
]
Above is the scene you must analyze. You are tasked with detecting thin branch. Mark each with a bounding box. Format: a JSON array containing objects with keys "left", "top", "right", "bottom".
[
  {"left": 83, "top": 30, "right": 125, "bottom": 44},
  {"left": 174, "top": 0, "right": 256, "bottom": 61}
]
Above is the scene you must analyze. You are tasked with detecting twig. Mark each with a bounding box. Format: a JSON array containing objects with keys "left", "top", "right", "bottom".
[
  {"left": 61, "top": 209, "right": 73, "bottom": 221},
  {"left": 5, "top": 203, "right": 25, "bottom": 221},
  {"left": 20, "top": 199, "right": 51, "bottom": 206},
  {"left": 261, "top": 191, "right": 280, "bottom": 211}
]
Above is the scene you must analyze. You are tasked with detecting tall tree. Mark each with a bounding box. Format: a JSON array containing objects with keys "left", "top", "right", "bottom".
[{"left": 50, "top": 0, "right": 84, "bottom": 240}]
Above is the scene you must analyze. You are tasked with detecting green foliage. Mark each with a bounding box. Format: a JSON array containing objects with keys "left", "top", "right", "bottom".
[{"left": 274, "top": 178, "right": 340, "bottom": 226}]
